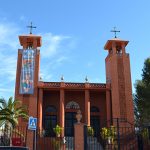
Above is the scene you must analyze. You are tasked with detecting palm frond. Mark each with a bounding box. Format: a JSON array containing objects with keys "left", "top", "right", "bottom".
[
  {"left": 0, "top": 97, "right": 29, "bottom": 128},
  {"left": 0, "top": 116, "right": 16, "bottom": 128},
  {"left": 0, "top": 98, "right": 7, "bottom": 108}
]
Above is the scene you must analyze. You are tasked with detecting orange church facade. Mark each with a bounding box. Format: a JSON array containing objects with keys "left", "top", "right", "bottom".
[{"left": 14, "top": 33, "right": 134, "bottom": 148}]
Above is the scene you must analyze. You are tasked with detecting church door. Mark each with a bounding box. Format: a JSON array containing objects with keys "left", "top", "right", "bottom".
[
  {"left": 65, "top": 101, "right": 80, "bottom": 136},
  {"left": 65, "top": 112, "right": 77, "bottom": 136},
  {"left": 90, "top": 116, "right": 100, "bottom": 136},
  {"left": 44, "top": 106, "right": 57, "bottom": 137},
  {"left": 90, "top": 106, "right": 100, "bottom": 137},
  {"left": 44, "top": 115, "right": 57, "bottom": 137}
]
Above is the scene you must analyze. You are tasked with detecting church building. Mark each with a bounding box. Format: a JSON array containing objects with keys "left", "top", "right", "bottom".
[{"left": 15, "top": 30, "right": 134, "bottom": 138}]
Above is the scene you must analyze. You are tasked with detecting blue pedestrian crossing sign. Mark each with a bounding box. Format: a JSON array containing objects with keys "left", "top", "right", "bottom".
[{"left": 28, "top": 116, "right": 37, "bottom": 130}]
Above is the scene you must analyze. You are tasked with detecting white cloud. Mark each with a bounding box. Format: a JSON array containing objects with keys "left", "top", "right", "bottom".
[
  {"left": 41, "top": 33, "right": 71, "bottom": 58},
  {"left": 0, "top": 22, "right": 19, "bottom": 50},
  {"left": 0, "top": 21, "right": 20, "bottom": 98},
  {"left": 39, "top": 32, "right": 76, "bottom": 81},
  {"left": 0, "top": 22, "right": 19, "bottom": 87},
  {"left": 0, "top": 23, "right": 73, "bottom": 84},
  {"left": 0, "top": 88, "right": 13, "bottom": 92},
  {"left": 40, "top": 72, "right": 53, "bottom": 82},
  {"left": 19, "top": 16, "right": 26, "bottom": 21},
  {"left": 87, "top": 62, "right": 94, "bottom": 67},
  {"left": 0, "top": 55, "right": 17, "bottom": 81},
  {"left": 56, "top": 56, "right": 68, "bottom": 63},
  {"left": 0, "top": 20, "right": 76, "bottom": 98}
]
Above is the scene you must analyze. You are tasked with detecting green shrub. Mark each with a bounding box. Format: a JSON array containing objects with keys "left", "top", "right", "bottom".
[
  {"left": 87, "top": 126, "right": 94, "bottom": 136},
  {"left": 101, "top": 126, "right": 116, "bottom": 144},
  {"left": 53, "top": 125, "right": 62, "bottom": 137}
]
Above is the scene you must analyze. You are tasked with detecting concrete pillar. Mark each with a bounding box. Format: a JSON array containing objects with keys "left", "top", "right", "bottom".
[
  {"left": 60, "top": 89, "right": 65, "bottom": 136},
  {"left": 22, "top": 38, "right": 27, "bottom": 49},
  {"left": 74, "top": 123, "right": 85, "bottom": 150},
  {"left": 106, "top": 84, "right": 111, "bottom": 126},
  {"left": 38, "top": 89, "right": 43, "bottom": 129},
  {"left": 122, "top": 43, "right": 126, "bottom": 54},
  {"left": 33, "top": 38, "right": 37, "bottom": 49},
  {"left": 85, "top": 90, "right": 90, "bottom": 126},
  {"left": 112, "top": 42, "right": 117, "bottom": 54},
  {"left": 26, "top": 130, "right": 34, "bottom": 150}
]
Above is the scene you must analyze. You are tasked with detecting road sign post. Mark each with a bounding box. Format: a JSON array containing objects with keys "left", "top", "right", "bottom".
[
  {"left": 28, "top": 117, "right": 37, "bottom": 131},
  {"left": 28, "top": 117, "right": 37, "bottom": 150}
]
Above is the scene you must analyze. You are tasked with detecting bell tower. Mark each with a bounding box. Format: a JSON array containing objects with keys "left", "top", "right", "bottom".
[
  {"left": 104, "top": 37, "right": 134, "bottom": 124},
  {"left": 15, "top": 23, "right": 42, "bottom": 150},
  {"left": 15, "top": 32, "right": 41, "bottom": 125}
]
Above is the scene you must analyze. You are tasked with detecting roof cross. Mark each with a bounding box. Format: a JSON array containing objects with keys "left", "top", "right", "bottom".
[
  {"left": 111, "top": 27, "right": 120, "bottom": 38},
  {"left": 27, "top": 22, "right": 36, "bottom": 34}
]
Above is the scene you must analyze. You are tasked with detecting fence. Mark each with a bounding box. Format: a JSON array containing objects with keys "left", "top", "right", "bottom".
[
  {"left": 0, "top": 126, "right": 27, "bottom": 147},
  {"left": 85, "top": 126, "right": 103, "bottom": 150},
  {"left": 36, "top": 127, "right": 74, "bottom": 150},
  {"left": 36, "top": 136, "right": 65, "bottom": 150},
  {"left": 85, "top": 118, "right": 150, "bottom": 150},
  {"left": 137, "top": 126, "right": 150, "bottom": 150},
  {"left": 101, "top": 126, "right": 137, "bottom": 149},
  {"left": 0, "top": 120, "right": 149, "bottom": 150}
]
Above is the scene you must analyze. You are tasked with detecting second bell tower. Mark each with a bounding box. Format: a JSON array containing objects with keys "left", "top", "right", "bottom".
[{"left": 104, "top": 38, "right": 134, "bottom": 124}]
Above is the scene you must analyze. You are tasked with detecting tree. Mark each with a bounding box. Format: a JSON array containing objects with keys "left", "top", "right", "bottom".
[
  {"left": 0, "top": 97, "right": 29, "bottom": 128},
  {"left": 134, "top": 58, "right": 150, "bottom": 126}
]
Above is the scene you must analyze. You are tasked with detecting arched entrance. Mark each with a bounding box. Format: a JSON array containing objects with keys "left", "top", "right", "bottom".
[
  {"left": 90, "top": 106, "right": 100, "bottom": 136},
  {"left": 65, "top": 101, "right": 80, "bottom": 136},
  {"left": 44, "top": 105, "right": 57, "bottom": 137}
]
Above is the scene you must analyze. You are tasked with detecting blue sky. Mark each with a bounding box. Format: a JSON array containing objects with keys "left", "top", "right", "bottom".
[{"left": 0, "top": 0, "right": 150, "bottom": 99}]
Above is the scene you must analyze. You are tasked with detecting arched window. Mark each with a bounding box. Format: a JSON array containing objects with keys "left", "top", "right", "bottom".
[
  {"left": 44, "top": 105, "right": 57, "bottom": 137},
  {"left": 90, "top": 106, "right": 100, "bottom": 112},
  {"left": 90, "top": 106, "right": 100, "bottom": 137},
  {"left": 45, "top": 106, "right": 57, "bottom": 113},
  {"left": 66, "top": 101, "right": 80, "bottom": 109}
]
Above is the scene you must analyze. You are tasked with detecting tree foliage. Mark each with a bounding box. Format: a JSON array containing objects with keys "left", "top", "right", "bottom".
[
  {"left": 0, "top": 97, "right": 29, "bottom": 128},
  {"left": 134, "top": 58, "right": 150, "bottom": 126}
]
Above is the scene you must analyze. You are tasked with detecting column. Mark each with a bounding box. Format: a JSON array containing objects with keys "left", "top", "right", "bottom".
[
  {"left": 85, "top": 89, "right": 90, "bottom": 126},
  {"left": 74, "top": 123, "right": 85, "bottom": 150},
  {"left": 38, "top": 88, "right": 43, "bottom": 129},
  {"left": 106, "top": 84, "right": 111, "bottom": 126},
  {"left": 22, "top": 37, "right": 27, "bottom": 49},
  {"left": 33, "top": 37, "right": 37, "bottom": 49},
  {"left": 121, "top": 43, "right": 126, "bottom": 55},
  {"left": 60, "top": 89, "right": 65, "bottom": 136},
  {"left": 112, "top": 42, "right": 117, "bottom": 54}
]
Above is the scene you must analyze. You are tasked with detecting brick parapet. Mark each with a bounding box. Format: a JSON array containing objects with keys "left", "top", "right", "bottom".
[{"left": 38, "top": 81, "right": 108, "bottom": 91}]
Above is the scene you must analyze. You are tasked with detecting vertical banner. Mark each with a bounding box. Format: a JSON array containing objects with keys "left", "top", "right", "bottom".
[{"left": 19, "top": 49, "right": 35, "bottom": 94}]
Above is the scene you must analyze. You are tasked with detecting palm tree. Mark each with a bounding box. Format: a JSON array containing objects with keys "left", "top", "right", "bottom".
[{"left": 0, "top": 97, "right": 29, "bottom": 128}]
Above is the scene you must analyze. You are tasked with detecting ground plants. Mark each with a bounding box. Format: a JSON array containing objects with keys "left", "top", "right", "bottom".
[
  {"left": 53, "top": 125, "right": 63, "bottom": 137},
  {"left": 101, "top": 126, "right": 116, "bottom": 144},
  {"left": 87, "top": 126, "right": 94, "bottom": 136}
]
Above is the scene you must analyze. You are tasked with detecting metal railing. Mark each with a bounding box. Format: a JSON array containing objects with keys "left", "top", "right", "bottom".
[
  {"left": 85, "top": 126, "right": 103, "bottom": 150},
  {"left": 36, "top": 127, "right": 74, "bottom": 150},
  {"left": 85, "top": 118, "right": 150, "bottom": 150},
  {"left": 0, "top": 126, "right": 27, "bottom": 147}
]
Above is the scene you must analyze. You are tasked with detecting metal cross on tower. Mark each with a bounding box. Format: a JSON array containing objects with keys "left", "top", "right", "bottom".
[
  {"left": 27, "top": 22, "right": 36, "bottom": 34},
  {"left": 111, "top": 27, "right": 120, "bottom": 38}
]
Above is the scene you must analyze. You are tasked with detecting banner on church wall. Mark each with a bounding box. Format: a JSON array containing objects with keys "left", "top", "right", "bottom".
[{"left": 19, "top": 49, "right": 35, "bottom": 94}]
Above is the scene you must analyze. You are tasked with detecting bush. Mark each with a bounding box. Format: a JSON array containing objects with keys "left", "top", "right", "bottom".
[
  {"left": 53, "top": 125, "right": 62, "bottom": 137},
  {"left": 87, "top": 126, "right": 94, "bottom": 136},
  {"left": 101, "top": 126, "right": 116, "bottom": 144}
]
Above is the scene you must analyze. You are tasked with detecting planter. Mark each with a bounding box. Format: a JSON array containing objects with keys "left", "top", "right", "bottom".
[
  {"left": 12, "top": 137, "right": 23, "bottom": 146},
  {"left": 56, "top": 134, "right": 60, "bottom": 137}
]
